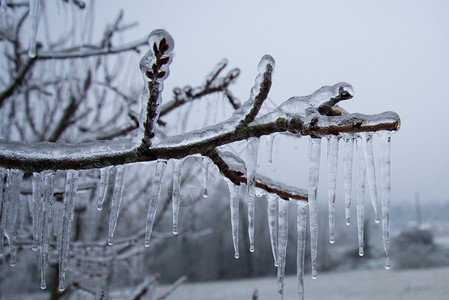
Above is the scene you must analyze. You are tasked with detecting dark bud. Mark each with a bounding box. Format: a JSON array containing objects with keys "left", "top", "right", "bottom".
[
  {"left": 157, "top": 71, "right": 166, "bottom": 78},
  {"left": 153, "top": 42, "right": 158, "bottom": 54},
  {"left": 159, "top": 38, "right": 168, "bottom": 52},
  {"left": 152, "top": 64, "right": 158, "bottom": 74},
  {"left": 145, "top": 70, "right": 154, "bottom": 79},
  {"left": 160, "top": 56, "right": 170, "bottom": 65}
]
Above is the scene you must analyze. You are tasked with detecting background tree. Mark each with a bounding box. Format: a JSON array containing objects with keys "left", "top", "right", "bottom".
[{"left": 0, "top": 1, "right": 400, "bottom": 300}]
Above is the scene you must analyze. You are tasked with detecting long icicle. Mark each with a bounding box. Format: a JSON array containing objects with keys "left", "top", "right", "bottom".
[
  {"left": 28, "top": 0, "right": 40, "bottom": 58},
  {"left": 277, "top": 199, "right": 289, "bottom": 300},
  {"left": 40, "top": 170, "right": 55, "bottom": 290},
  {"left": 107, "top": 165, "right": 126, "bottom": 245},
  {"left": 246, "top": 136, "right": 260, "bottom": 252},
  {"left": 172, "top": 159, "right": 182, "bottom": 235},
  {"left": 2, "top": 169, "right": 24, "bottom": 267},
  {"left": 144, "top": 160, "right": 167, "bottom": 247},
  {"left": 266, "top": 134, "right": 276, "bottom": 166},
  {"left": 32, "top": 172, "right": 43, "bottom": 251},
  {"left": 58, "top": 170, "right": 79, "bottom": 292},
  {"left": 327, "top": 135, "right": 339, "bottom": 244},
  {"left": 361, "top": 133, "right": 380, "bottom": 223},
  {"left": 379, "top": 132, "right": 392, "bottom": 269},
  {"left": 308, "top": 137, "right": 322, "bottom": 279},
  {"left": 343, "top": 134, "right": 354, "bottom": 225},
  {"left": 267, "top": 193, "right": 279, "bottom": 266},
  {"left": 0, "top": 167, "right": 7, "bottom": 256},
  {"left": 356, "top": 138, "right": 366, "bottom": 256},
  {"left": 297, "top": 201, "right": 308, "bottom": 300},
  {"left": 225, "top": 179, "right": 240, "bottom": 259},
  {"left": 97, "top": 166, "right": 112, "bottom": 211},
  {"left": 201, "top": 157, "right": 209, "bottom": 198}
]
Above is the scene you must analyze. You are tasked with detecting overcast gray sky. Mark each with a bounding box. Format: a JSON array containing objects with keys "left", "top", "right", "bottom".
[{"left": 97, "top": 0, "right": 449, "bottom": 204}]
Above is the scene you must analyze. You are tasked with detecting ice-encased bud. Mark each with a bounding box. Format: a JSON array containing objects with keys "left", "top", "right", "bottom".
[
  {"left": 258, "top": 54, "right": 275, "bottom": 73},
  {"left": 148, "top": 29, "right": 175, "bottom": 54}
]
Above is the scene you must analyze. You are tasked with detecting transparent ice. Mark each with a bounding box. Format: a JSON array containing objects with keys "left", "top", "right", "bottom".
[
  {"left": 40, "top": 170, "right": 55, "bottom": 289},
  {"left": 297, "top": 201, "right": 308, "bottom": 300},
  {"left": 97, "top": 166, "right": 112, "bottom": 211},
  {"left": 343, "top": 134, "right": 354, "bottom": 225},
  {"left": 327, "top": 135, "right": 339, "bottom": 243},
  {"left": 356, "top": 138, "right": 366, "bottom": 256},
  {"left": 32, "top": 172, "right": 43, "bottom": 251},
  {"left": 308, "top": 137, "right": 321, "bottom": 279},
  {"left": 246, "top": 136, "right": 259, "bottom": 252},
  {"left": 28, "top": 0, "right": 40, "bottom": 58},
  {"left": 379, "top": 132, "right": 392, "bottom": 269},
  {"left": 201, "top": 157, "right": 209, "bottom": 198},
  {"left": 277, "top": 199, "right": 289, "bottom": 299},
  {"left": 58, "top": 170, "right": 79, "bottom": 291},
  {"left": 225, "top": 179, "right": 240, "bottom": 259},
  {"left": 267, "top": 193, "right": 279, "bottom": 266},
  {"left": 361, "top": 132, "right": 380, "bottom": 223},
  {"left": 107, "top": 165, "right": 126, "bottom": 245},
  {"left": 144, "top": 160, "right": 167, "bottom": 247},
  {"left": 172, "top": 159, "right": 182, "bottom": 235}
]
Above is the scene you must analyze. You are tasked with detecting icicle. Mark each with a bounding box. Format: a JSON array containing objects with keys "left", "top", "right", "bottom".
[
  {"left": 308, "top": 137, "right": 321, "bottom": 279},
  {"left": 246, "top": 137, "right": 259, "bottom": 252},
  {"left": 40, "top": 170, "right": 55, "bottom": 290},
  {"left": 225, "top": 179, "right": 240, "bottom": 259},
  {"left": 356, "top": 138, "right": 366, "bottom": 256},
  {"left": 277, "top": 199, "right": 289, "bottom": 299},
  {"left": 266, "top": 134, "right": 276, "bottom": 166},
  {"left": 343, "top": 134, "right": 354, "bottom": 225},
  {"left": 1, "top": 0, "right": 8, "bottom": 12},
  {"left": 327, "top": 135, "right": 339, "bottom": 244},
  {"left": 58, "top": 170, "right": 79, "bottom": 292},
  {"left": 361, "top": 132, "right": 380, "bottom": 223},
  {"left": 97, "top": 166, "right": 112, "bottom": 211},
  {"left": 144, "top": 160, "right": 167, "bottom": 247},
  {"left": 28, "top": 0, "right": 40, "bottom": 58},
  {"left": 201, "top": 157, "right": 209, "bottom": 198},
  {"left": 107, "top": 165, "right": 126, "bottom": 246},
  {"left": 1, "top": 169, "right": 24, "bottom": 267},
  {"left": 172, "top": 159, "right": 182, "bottom": 235},
  {"left": 267, "top": 194, "right": 279, "bottom": 266},
  {"left": 379, "top": 132, "right": 392, "bottom": 269},
  {"left": 32, "top": 172, "right": 43, "bottom": 251},
  {"left": 297, "top": 201, "right": 308, "bottom": 300},
  {"left": 0, "top": 169, "right": 6, "bottom": 246}
]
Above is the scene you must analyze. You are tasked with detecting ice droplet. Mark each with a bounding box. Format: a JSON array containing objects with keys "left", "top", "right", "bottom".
[
  {"left": 246, "top": 137, "right": 259, "bottom": 253},
  {"left": 327, "top": 135, "right": 339, "bottom": 244},
  {"left": 308, "top": 137, "right": 322, "bottom": 279},
  {"left": 296, "top": 201, "right": 307, "bottom": 300},
  {"left": 148, "top": 29, "right": 175, "bottom": 54},
  {"left": 258, "top": 54, "right": 275, "bottom": 73},
  {"left": 107, "top": 165, "right": 126, "bottom": 246},
  {"left": 356, "top": 138, "right": 366, "bottom": 257},
  {"left": 225, "top": 179, "right": 240, "bottom": 259},
  {"left": 172, "top": 159, "right": 182, "bottom": 235},
  {"left": 58, "top": 170, "right": 79, "bottom": 292},
  {"left": 144, "top": 160, "right": 167, "bottom": 247},
  {"left": 28, "top": 0, "right": 40, "bottom": 58},
  {"left": 277, "top": 199, "right": 289, "bottom": 299},
  {"left": 267, "top": 194, "right": 279, "bottom": 266}
]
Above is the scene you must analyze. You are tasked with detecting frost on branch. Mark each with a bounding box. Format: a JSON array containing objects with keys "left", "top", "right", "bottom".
[{"left": 0, "top": 26, "right": 401, "bottom": 299}]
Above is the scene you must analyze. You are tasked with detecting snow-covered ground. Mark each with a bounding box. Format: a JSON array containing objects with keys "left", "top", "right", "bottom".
[{"left": 157, "top": 266, "right": 449, "bottom": 300}]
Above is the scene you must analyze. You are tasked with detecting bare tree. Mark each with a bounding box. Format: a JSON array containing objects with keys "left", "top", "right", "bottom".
[{"left": 0, "top": 1, "right": 400, "bottom": 299}]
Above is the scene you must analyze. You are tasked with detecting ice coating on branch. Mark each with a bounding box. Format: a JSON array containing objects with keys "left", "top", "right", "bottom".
[
  {"left": 266, "top": 134, "right": 275, "bottom": 166},
  {"left": 201, "top": 157, "right": 209, "bottom": 198},
  {"left": 172, "top": 159, "right": 182, "bottom": 235},
  {"left": 40, "top": 170, "right": 55, "bottom": 289},
  {"left": 144, "top": 160, "right": 167, "bottom": 247},
  {"left": 361, "top": 133, "right": 380, "bottom": 223},
  {"left": 327, "top": 135, "right": 339, "bottom": 244},
  {"left": 277, "top": 199, "right": 289, "bottom": 299},
  {"left": 58, "top": 170, "right": 79, "bottom": 292},
  {"left": 107, "top": 165, "right": 126, "bottom": 246},
  {"left": 1, "top": 169, "right": 23, "bottom": 266},
  {"left": 343, "top": 134, "right": 354, "bottom": 225},
  {"left": 297, "top": 201, "right": 308, "bottom": 300},
  {"left": 32, "top": 172, "right": 43, "bottom": 251},
  {"left": 97, "top": 166, "right": 112, "bottom": 211},
  {"left": 204, "top": 58, "right": 227, "bottom": 86},
  {"left": 267, "top": 194, "right": 279, "bottom": 266},
  {"left": 308, "top": 137, "right": 321, "bottom": 279},
  {"left": 28, "top": 0, "right": 40, "bottom": 58},
  {"left": 356, "top": 139, "right": 366, "bottom": 256},
  {"left": 137, "top": 29, "right": 174, "bottom": 144},
  {"left": 379, "top": 132, "right": 392, "bottom": 269},
  {"left": 225, "top": 179, "right": 240, "bottom": 259},
  {"left": 252, "top": 82, "right": 353, "bottom": 126},
  {"left": 246, "top": 137, "right": 259, "bottom": 252}
]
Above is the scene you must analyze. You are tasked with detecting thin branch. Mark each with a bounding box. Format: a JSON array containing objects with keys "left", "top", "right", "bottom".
[
  {"left": 0, "top": 57, "right": 37, "bottom": 107},
  {"left": 244, "top": 63, "right": 273, "bottom": 124}
]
